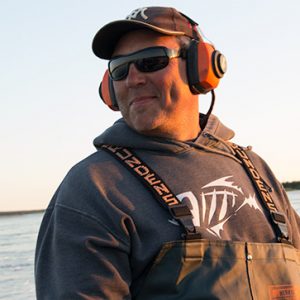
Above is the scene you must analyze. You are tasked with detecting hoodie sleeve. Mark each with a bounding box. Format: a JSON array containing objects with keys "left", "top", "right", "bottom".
[{"left": 35, "top": 166, "right": 133, "bottom": 299}]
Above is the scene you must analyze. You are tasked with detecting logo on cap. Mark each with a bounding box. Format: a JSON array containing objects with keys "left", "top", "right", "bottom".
[{"left": 126, "top": 8, "right": 149, "bottom": 20}]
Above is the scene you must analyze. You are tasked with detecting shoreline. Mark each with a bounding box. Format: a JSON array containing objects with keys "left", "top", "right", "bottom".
[{"left": 0, "top": 209, "right": 45, "bottom": 216}]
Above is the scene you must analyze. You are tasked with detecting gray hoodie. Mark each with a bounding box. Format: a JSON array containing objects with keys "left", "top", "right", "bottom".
[{"left": 35, "top": 115, "right": 300, "bottom": 299}]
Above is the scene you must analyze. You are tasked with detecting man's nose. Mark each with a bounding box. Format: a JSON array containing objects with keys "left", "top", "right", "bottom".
[{"left": 125, "top": 63, "right": 146, "bottom": 87}]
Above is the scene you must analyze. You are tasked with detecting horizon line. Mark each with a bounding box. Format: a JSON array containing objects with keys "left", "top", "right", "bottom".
[{"left": 0, "top": 209, "right": 45, "bottom": 216}]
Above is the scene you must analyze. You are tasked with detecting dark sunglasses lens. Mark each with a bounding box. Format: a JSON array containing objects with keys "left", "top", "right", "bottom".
[
  {"left": 136, "top": 56, "right": 169, "bottom": 72},
  {"left": 111, "top": 63, "right": 128, "bottom": 81}
]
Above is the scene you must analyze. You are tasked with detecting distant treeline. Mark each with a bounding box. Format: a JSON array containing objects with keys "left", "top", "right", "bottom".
[{"left": 282, "top": 181, "right": 300, "bottom": 190}]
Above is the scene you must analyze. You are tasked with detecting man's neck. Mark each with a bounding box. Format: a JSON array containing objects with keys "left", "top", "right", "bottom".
[{"left": 139, "top": 122, "right": 201, "bottom": 141}]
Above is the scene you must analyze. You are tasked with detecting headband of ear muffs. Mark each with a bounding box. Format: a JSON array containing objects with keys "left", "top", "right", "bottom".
[{"left": 99, "top": 39, "right": 227, "bottom": 111}]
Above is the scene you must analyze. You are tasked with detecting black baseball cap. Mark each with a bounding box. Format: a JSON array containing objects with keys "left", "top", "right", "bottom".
[{"left": 92, "top": 7, "right": 199, "bottom": 59}]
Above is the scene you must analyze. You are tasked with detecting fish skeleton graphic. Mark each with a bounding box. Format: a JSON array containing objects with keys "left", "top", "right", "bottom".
[{"left": 169, "top": 176, "right": 263, "bottom": 238}]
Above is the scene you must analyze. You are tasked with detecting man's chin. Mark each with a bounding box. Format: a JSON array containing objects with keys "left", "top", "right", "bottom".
[{"left": 129, "top": 119, "right": 161, "bottom": 136}]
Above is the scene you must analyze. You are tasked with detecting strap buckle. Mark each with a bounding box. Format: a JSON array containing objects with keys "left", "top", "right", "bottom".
[
  {"left": 271, "top": 211, "right": 290, "bottom": 243},
  {"left": 169, "top": 204, "right": 200, "bottom": 239}
]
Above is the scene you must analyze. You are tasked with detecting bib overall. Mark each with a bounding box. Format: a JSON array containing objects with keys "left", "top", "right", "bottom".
[{"left": 135, "top": 239, "right": 300, "bottom": 300}]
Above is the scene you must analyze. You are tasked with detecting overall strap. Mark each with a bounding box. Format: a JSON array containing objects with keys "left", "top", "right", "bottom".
[
  {"left": 101, "top": 144, "right": 201, "bottom": 239},
  {"left": 231, "top": 143, "right": 290, "bottom": 244},
  {"left": 101, "top": 143, "right": 290, "bottom": 244}
]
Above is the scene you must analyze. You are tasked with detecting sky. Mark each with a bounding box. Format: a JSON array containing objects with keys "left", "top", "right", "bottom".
[{"left": 1, "top": 0, "right": 300, "bottom": 212}]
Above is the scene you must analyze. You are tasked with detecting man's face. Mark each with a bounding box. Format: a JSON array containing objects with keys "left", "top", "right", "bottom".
[{"left": 111, "top": 30, "right": 199, "bottom": 140}]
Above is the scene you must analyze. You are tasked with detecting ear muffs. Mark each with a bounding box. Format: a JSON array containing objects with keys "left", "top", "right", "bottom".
[
  {"left": 186, "top": 40, "right": 227, "bottom": 94},
  {"left": 99, "top": 69, "right": 119, "bottom": 111}
]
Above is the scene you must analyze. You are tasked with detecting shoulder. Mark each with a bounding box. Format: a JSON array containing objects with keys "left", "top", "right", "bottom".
[
  {"left": 65, "top": 149, "right": 121, "bottom": 185},
  {"left": 245, "top": 147, "right": 282, "bottom": 189},
  {"left": 52, "top": 149, "right": 125, "bottom": 215}
]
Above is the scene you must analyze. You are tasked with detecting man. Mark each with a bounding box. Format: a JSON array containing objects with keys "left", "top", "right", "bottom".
[{"left": 35, "top": 6, "right": 300, "bottom": 300}]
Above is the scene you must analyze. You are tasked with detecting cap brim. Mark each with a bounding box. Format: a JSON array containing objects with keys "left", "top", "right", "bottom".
[{"left": 92, "top": 19, "right": 185, "bottom": 59}]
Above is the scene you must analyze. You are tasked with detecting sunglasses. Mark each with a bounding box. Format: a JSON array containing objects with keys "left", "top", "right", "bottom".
[{"left": 108, "top": 47, "right": 182, "bottom": 81}]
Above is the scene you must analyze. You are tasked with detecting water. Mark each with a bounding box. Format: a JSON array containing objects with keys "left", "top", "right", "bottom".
[
  {"left": 0, "top": 191, "right": 299, "bottom": 300},
  {"left": 0, "top": 212, "right": 43, "bottom": 300},
  {"left": 287, "top": 189, "right": 300, "bottom": 213}
]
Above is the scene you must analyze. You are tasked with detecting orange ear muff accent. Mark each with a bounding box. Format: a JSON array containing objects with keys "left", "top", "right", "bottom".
[
  {"left": 186, "top": 40, "right": 227, "bottom": 94},
  {"left": 99, "top": 70, "right": 119, "bottom": 111}
]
